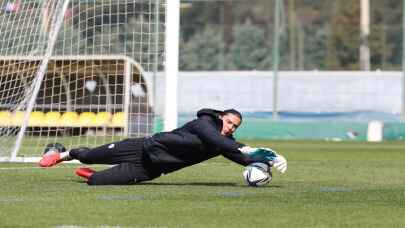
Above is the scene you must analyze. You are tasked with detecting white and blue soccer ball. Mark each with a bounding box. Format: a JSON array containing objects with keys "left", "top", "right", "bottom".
[{"left": 242, "top": 162, "right": 272, "bottom": 187}]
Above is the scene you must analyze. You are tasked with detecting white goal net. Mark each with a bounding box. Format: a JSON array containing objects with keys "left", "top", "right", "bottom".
[{"left": 0, "top": 0, "right": 165, "bottom": 161}]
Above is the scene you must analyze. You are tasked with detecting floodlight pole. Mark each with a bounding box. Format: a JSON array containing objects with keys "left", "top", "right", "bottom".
[
  {"left": 360, "top": 0, "right": 370, "bottom": 71},
  {"left": 402, "top": 0, "right": 405, "bottom": 120},
  {"left": 272, "top": 0, "right": 282, "bottom": 120},
  {"left": 164, "top": 0, "right": 179, "bottom": 130}
]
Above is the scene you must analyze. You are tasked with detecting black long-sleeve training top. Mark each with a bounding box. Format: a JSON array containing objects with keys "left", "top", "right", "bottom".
[{"left": 143, "top": 108, "right": 268, "bottom": 174}]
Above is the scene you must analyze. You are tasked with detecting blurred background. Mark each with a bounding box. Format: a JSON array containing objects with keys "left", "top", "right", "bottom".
[
  {"left": 169, "top": 0, "right": 405, "bottom": 141},
  {"left": 179, "top": 0, "right": 401, "bottom": 71}
]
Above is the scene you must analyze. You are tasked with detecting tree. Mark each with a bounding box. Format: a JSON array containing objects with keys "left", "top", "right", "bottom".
[
  {"left": 180, "top": 26, "right": 226, "bottom": 71},
  {"left": 227, "top": 20, "right": 272, "bottom": 70},
  {"left": 327, "top": 0, "right": 360, "bottom": 69},
  {"left": 178, "top": 0, "right": 403, "bottom": 71},
  {"left": 369, "top": 0, "right": 402, "bottom": 69},
  {"left": 180, "top": 2, "right": 222, "bottom": 42}
]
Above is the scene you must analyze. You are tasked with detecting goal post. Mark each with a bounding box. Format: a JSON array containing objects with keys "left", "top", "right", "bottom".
[
  {"left": 11, "top": 0, "right": 71, "bottom": 160},
  {"left": 164, "top": 0, "right": 179, "bottom": 131},
  {"left": 0, "top": 0, "right": 166, "bottom": 162}
]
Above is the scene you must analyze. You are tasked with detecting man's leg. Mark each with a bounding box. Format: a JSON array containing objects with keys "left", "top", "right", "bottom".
[
  {"left": 39, "top": 138, "right": 141, "bottom": 167},
  {"left": 86, "top": 162, "right": 156, "bottom": 185},
  {"left": 75, "top": 167, "right": 96, "bottom": 179},
  {"left": 69, "top": 139, "right": 140, "bottom": 165}
]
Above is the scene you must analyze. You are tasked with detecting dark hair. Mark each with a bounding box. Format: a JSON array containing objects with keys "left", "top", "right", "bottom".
[{"left": 223, "top": 109, "right": 242, "bottom": 122}]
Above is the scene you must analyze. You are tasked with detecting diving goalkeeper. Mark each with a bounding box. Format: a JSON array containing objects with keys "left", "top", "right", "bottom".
[{"left": 39, "top": 108, "right": 287, "bottom": 185}]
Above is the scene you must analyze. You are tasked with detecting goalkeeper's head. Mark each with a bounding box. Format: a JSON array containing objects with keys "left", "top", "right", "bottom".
[{"left": 220, "top": 109, "right": 242, "bottom": 136}]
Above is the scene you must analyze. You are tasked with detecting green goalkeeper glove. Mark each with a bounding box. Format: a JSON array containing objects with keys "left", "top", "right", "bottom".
[{"left": 239, "top": 146, "right": 287, "bottom": 174}]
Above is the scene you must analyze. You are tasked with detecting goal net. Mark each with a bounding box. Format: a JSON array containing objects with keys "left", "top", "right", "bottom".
[{"left": 0, "top": 0, "right": 165, "bottom": 162}]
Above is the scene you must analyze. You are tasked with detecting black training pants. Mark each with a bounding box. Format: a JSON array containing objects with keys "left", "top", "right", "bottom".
[{"left": 69, "top": 138, "right": 160, "bottom": 185}]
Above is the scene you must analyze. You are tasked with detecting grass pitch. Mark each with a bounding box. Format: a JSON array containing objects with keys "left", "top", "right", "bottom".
[{"left": 1, "top": 140, "right": 405, "bottom": 227}]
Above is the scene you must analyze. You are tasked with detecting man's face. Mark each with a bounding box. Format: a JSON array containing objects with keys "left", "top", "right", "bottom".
[{"left": 220, "top": 113, "right": 241, "bottom": 136}]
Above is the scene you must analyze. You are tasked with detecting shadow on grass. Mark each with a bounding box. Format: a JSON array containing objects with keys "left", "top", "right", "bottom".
[
  {"left": 72, "top": 180, "right": 281, "bottom": 188},
  {"left": 140, "top": 182, "right": 282, "bottom": 188},
  {"left": 140, "top": 182, "right": 238, "bottom": 187}
]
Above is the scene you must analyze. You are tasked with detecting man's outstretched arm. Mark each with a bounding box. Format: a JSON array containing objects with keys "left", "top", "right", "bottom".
[{"left": 192, "top": 118, "right": 268, "bottom": 166}]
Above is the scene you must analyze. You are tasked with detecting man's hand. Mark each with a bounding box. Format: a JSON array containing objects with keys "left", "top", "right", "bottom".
[
  {"left": 272, "top": 153, "right": 287, "bottom": 174},
  {"left": 239, "top": 146, "right": 287, "bottom": 174}
]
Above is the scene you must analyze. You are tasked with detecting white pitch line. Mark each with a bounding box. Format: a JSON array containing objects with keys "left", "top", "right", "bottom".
[
  {"left": 0, "top": 164, "right": 109, "bottom": 171},
  {"left": 0, "top": 166, "right": 49, "bottom": 171}
]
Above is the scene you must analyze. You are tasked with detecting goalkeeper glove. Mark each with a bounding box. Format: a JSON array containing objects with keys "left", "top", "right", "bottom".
[{"left": 240, "top": 146, "right": 288, "bottom": 174}]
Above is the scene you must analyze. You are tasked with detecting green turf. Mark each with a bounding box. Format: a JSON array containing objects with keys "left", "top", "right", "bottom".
[{"left": 1, "top": 140, "right": 405, "bottom": 227}]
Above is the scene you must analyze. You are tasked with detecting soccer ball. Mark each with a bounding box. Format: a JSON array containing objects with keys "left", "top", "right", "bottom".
[{"left": 242, "top": 162, "right": 272, "bottom": 187}]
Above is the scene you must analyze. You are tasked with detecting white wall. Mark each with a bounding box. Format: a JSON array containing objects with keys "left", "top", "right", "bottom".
[{"left": 144, "top": 71, "right": 403, "bottom": 115}]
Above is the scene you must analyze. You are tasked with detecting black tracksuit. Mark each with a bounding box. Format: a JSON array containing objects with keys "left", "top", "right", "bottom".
[{"left": 70, "top": 108, "right": 268, "bottom": 185}]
